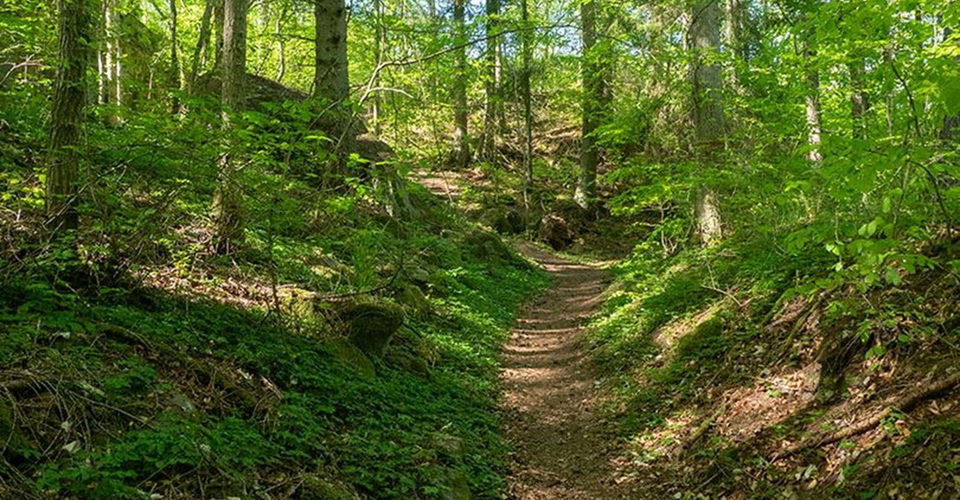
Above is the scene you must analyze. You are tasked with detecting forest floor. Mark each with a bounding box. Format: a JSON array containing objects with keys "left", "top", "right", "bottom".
[{"left": 500, "top": 243, "right": 638, "bottom": 499}]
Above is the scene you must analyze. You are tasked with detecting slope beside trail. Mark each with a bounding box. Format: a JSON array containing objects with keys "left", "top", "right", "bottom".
[{"left": 502, "top": 243, "right": 637, "bottom": 499}]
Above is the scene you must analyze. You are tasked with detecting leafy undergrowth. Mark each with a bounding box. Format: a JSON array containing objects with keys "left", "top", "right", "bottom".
[
  {"left": 0, "top": 96, "right": 549, "bottom": 498},
  {"left": 1, "top": 216, "right": 546, "bottom": 499},
  {"left": 585, "top": 228, "right": 960, "bottom": 498}
]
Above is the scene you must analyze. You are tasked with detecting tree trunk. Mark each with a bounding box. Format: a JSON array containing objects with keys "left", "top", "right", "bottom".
[
  {"left": 275, "top": 9, "right": 286, "bottom": 82},
  {"left": 941, "top": 26, "right": 959, "bottom": 141},
  {"left": 574, "top": 0, "right": 605, "bottom": 211},
  {"left": 691, "top": 0, "right": 725, "bottom": 145},
  {"left": 102, "top": 0, "right": 121, "bottom": 123},
  {"left": 802, "top": 15, "right": 823, "bottom": 162},
  {"left": 480, "top": 0, "right": 502, "bottom": 162},
  {"left": 47, "top": 0, "right": 92, "bottom": 233},
  {"left": 520, "top": 0, "right": 534, "bottom": 207},
  {"left": 314, "top": 0, "right": 349, "bottom": 103},
  {"left": 213, "top": 0, "right": 247, "bottom": 253},
  {"left": 314, "top": 0, "right": 352, "bottom": 154},
  {"left": 725, "top": 0, "right": 746, "bottom": 89},
  {"left": 214, "top": 0, "right": 224, "bottom": 69},
  {"left": 372, "top": 0, "right": 384, "bottom": 137},
  {"left": 186, "top": 0, "right": 213, "bottom": 93},
  {"left": 849, "top": 59, "right": 869, "bottom": 140},
  {"left": 804, "top": 36, "right": 823, "bottom": 163},
  {"left": 169, "top": 0, "right": 181, "bottom": 114},
  {"left": 452, "top": 0, "right": 470, "bottom": 169},
  {"left": 690, "top": 0, "right": 724, "bottom": 244}
]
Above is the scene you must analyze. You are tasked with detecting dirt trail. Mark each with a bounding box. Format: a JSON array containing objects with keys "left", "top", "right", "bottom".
[{"left": 502, "top": 243, "right": 636, "bottom": 499}]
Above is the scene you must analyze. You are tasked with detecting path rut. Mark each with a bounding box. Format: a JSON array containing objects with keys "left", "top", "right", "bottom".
[{"left": 502, "top": 243, "right": 636, "bottom": 499}]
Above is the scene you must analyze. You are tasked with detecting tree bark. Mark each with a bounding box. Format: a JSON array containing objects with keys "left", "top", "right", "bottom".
[
  {"left": 169, "top": 0, "right": 181, "bottom": 114},
  {"left": 214, "top": 0, "right": 224, "bottom": 70},
  {"left": 314, "top": 0, "right": 349, "bottom": 103},
  {"left": 275, "top": 8, "right": 286, "bottom": 82},
  {"left": 186, "top": 0, "right": 214, "bottom": 93},
  {"left": 941, "top": 26, "right": 959, "bottom": 141},
  {"left": 520, "top": 0, "right": 534, "bottom": 206},
  {"left": 47, "top": 0, "right": 93, "bottom": 233},
  {"left": 102, "top": 0, "right": 121, "bottom": 123},
  {"left": 724, "top": 0, "right": 746, "bottom": 89},
  {"left": 314, "top": 0, "right": 352, "bottom": 155},
  {"left": 804, "top": 35, "right": 823, "bottom": 163},
  {"left": 849, "top": 59, "right": 869, "bottom": 140},
  {"left": 372, "top": 0, "right": 384, "bottom": 137},
  {"left": 690, "top": 0, "right": 724, "bottom": 244},
  {"left": 691, "top": 0, "right": 725, "bottom": 145},
  {"left": 480, "top": 0, "right": 502, "bottom": 162},
  {"left": 574, "top": 0, "right": 605, "bottom": 211},
  {"left": 451, "top": 0, "right": 470, "bottom": 169},
  {"left": 213, "top": 0, "right": 247, "bottom": 253}
]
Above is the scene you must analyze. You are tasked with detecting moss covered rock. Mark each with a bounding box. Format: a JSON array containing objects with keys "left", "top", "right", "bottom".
[
  {"left": 340, "top": 300, "right": 404, "bottom": 356},
  {"left": 278, "top": 287, "right": 320, "bottom": 319},
  {"left": 463, "top": 229, "right": 521, "bottom": 266},
  {"left": 298, "top": 474, "right": 359, "bottom": 499},
  {"left": 395, "top": 282, "right": 432, "bottom": 318},
  {"left": 327, "top": 337, "right": 376, "bottom": 378}
]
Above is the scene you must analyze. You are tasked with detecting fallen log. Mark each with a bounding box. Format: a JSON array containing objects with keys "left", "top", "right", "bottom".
[{"left": 773, "top": 370, "right": 960, "bottom": 460}]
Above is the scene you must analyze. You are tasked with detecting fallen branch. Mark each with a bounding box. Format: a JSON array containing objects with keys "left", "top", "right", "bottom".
[
  {"left": 700, "top": 284, "right": 743, "bottom": 308},
  {"left": 773, "top": 371, "right": 960, "bottom": 460}
]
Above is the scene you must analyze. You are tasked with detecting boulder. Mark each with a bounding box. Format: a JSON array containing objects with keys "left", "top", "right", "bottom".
[
  {"left": 385, "top": 347, "right": 432, "bottom": 377},
  {"left": 537, "top": 213, "right": 575, "bottom": 250},
  {"left": 277, "top": 287, "right": 320, "bottom": 319},
  {"left": 441, "top": 469, "right": 472, "bottom": 500},
  {"left": 355, "top": 134, "right": 395, "bottom": 164},
  {"left": 395, "top": 282, "right": 432, "bottom": 318},
  {"left": 297, "top": 474, "right": 359, "bottom": 500},
  {"left": 341, "top": 300, "right": 404, "bottom": 356},
  {"left": 326, "top": 337, "right": 376, "bottom": 378},
  {"left": 463, "top": 229, "right": 517, "bottom": 264},
  {"left": 484, "top": 208, "right": 525, "bottom": 235}
]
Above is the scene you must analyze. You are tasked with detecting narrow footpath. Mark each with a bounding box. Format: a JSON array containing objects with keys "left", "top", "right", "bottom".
[{"left": 502, "top": 243, "right": 637, "bottom": 499}]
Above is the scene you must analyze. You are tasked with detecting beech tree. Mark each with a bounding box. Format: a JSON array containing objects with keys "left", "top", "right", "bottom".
[
  {"left": 480, "top": 0, "right": 503, "bottom": 162},
  {"left": 212, "top": 0, "right": 247, "bottom": 253},
  {"left": 690, "top": 0, "right": 724, "bottom": 244},
  {"left": 574, "top": 0, "right": 608, "bottom": 211},
  {"left": 46, "top": 0, "right": 92, "bottom": 232},
  {"left": 451, "top": 0, "right": 470, "bottom": 169}
]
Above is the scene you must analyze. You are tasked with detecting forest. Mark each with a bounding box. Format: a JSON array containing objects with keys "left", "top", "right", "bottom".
[{"left": 1, "top": 0, "right": 959, "bottom": 497}]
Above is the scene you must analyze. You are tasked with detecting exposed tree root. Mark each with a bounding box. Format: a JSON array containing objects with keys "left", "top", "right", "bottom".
[{"left": 774, "top": 371, "right": 960, "bottom": 460}]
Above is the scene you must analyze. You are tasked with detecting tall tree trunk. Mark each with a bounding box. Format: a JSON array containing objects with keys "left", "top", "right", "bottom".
[
  {"left": 314, "top": 0, "right": 352, "bottom": 152},
  {"left": 941, "top": 26, "right": 959, "bottom": 141},
  {"left": 275, "top": 11, "right": 286, "bottom": 82},
  {"left": 480, "top": 0, "right": 502, "bottom": 162},
  {"left": 804, "top": 36, "right": 823, "bottom": 163},
  {"left": 574, "top": 0, "right": 605, "bottom": 211},
  {"left": 725, "top": 0, "right": 746, "bottom": 89},
  {"left": 372, "top": 0, "right": 384, "bottom": 137},
  {"left": 451, "top": 0, "right": 470, "bottom": 168},
  {"left": 169, "top": 0, "right": 181, "bottom": 114},
  {"left": 213, "top": 0, "right": 247, "bottom": 253},
  {"left": 214, "top": 0, "right": 224, "bottom": 69},
  {"left": 47, "top": 0, "right": 92, "bottom": 233},
  {"left": 520, "top": 0, "right": 533, "bottom": 207},
  {"left": 103, "top": 0, "right": 121, "bottom": 123},
  {"left": 186, "top": 0, "right": 213, "bottom": 93},
  {"left": 314, "top": 0, "right": 349, "bottom": 103},
  {"left": 690, "top": 0, "right": 724, "bottom": 244},
  {"left": 97, "top": 46, "right": 105, "bottom": 104},
  {"left": 849, "top": 59, "right": 869, "bottom": 140}
]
